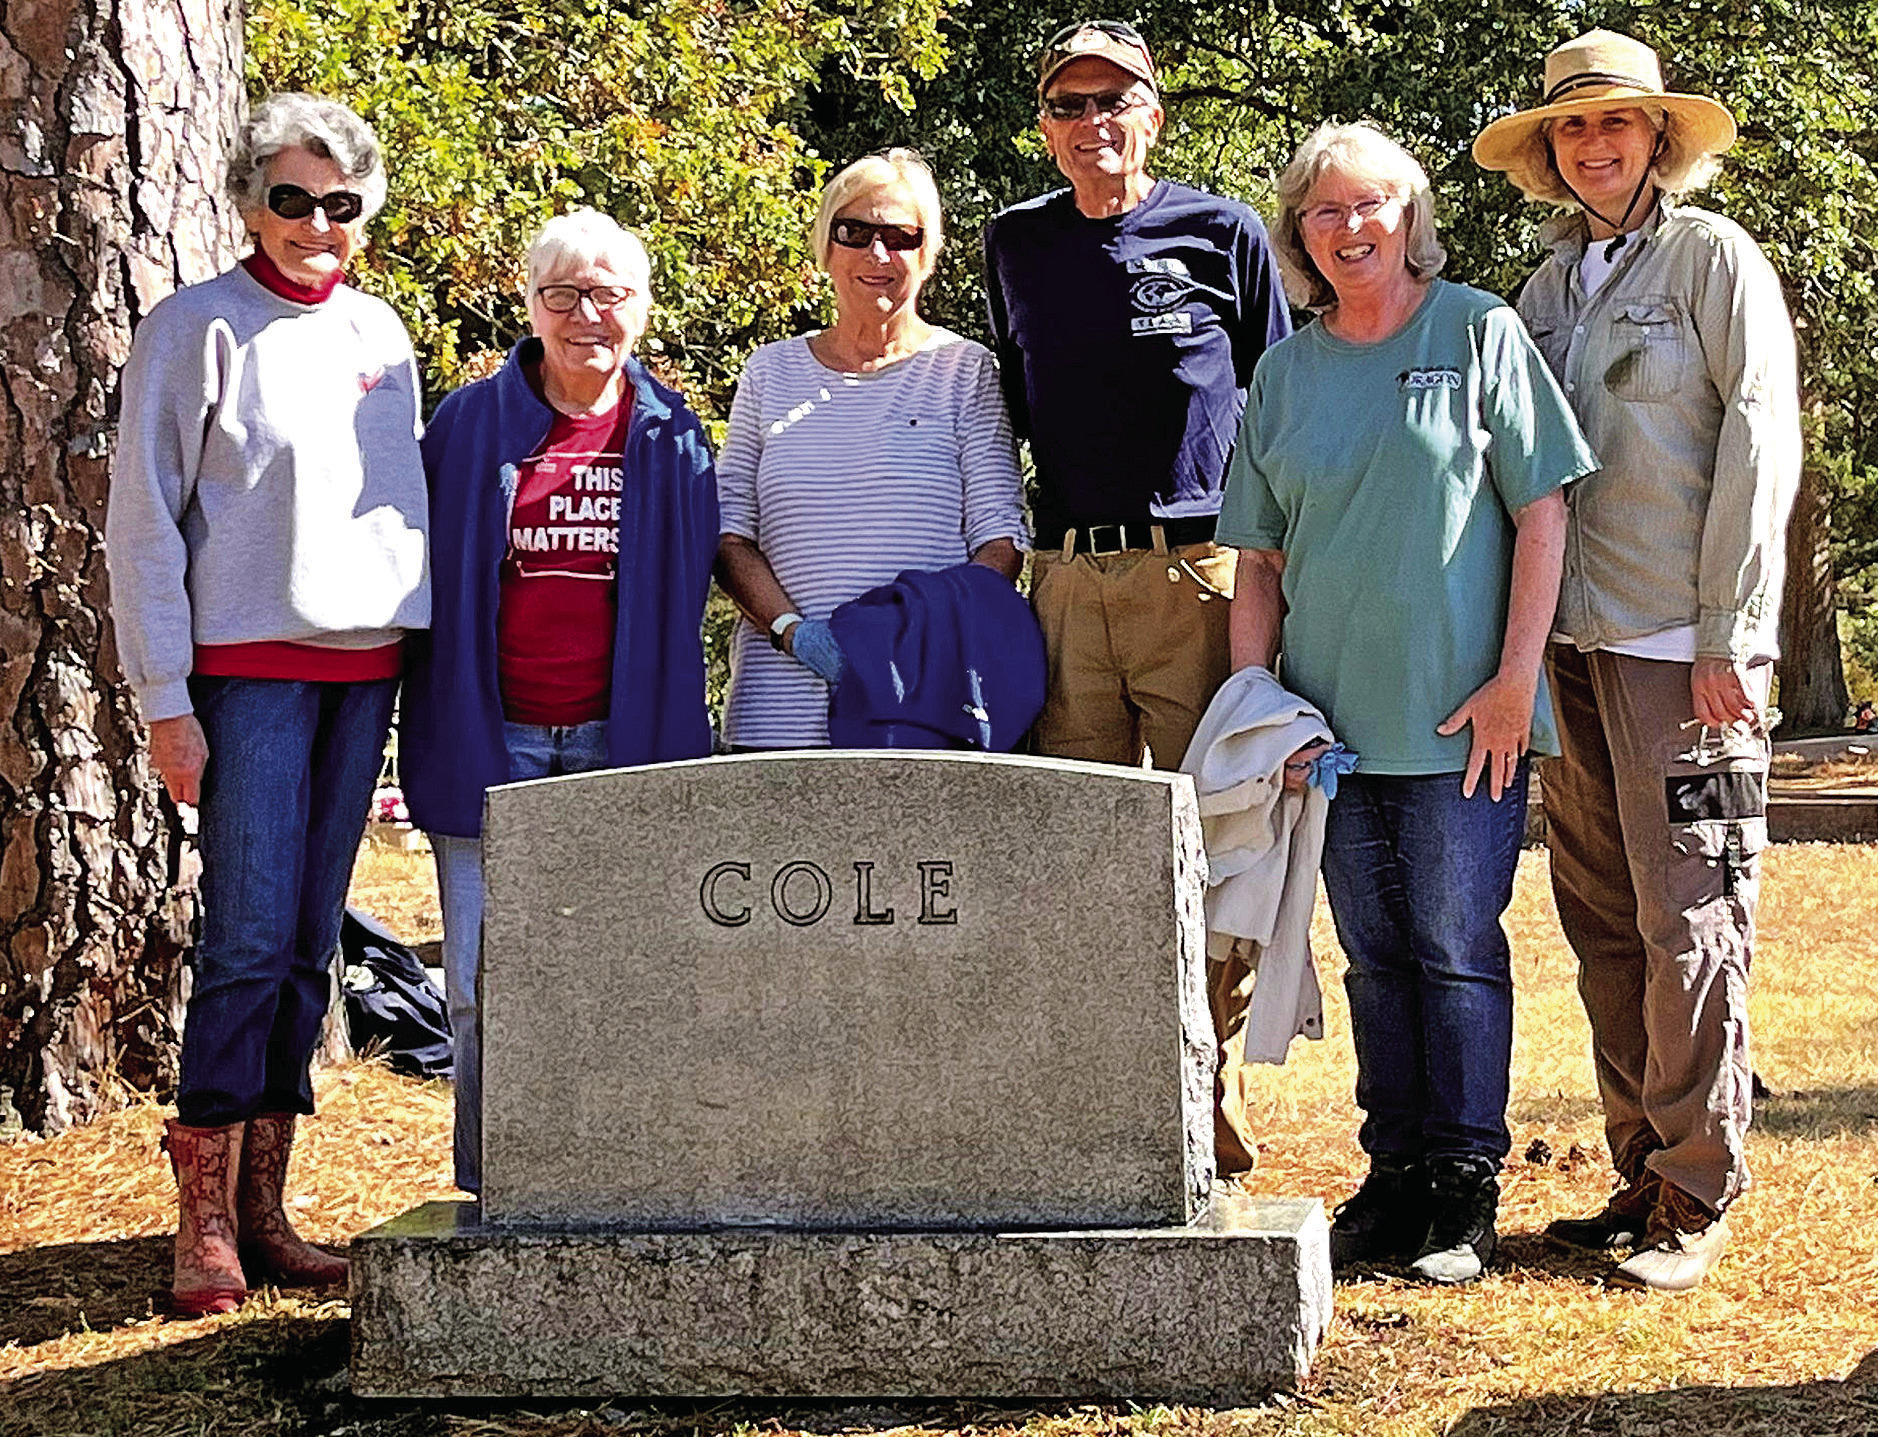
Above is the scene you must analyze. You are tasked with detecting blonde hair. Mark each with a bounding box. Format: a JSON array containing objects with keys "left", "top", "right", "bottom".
[
  {"left": 524, "top": 208, "right": 652, "bottom": 296},
  {"left": 1499, "top": 106, "right": 1724, "bottom": 206},
  {"left": 810, "top": 148, "right": 944, "bottom": 272},
  {"left": 1271, "top": 122, "right": 1448, "bottom": 313}
]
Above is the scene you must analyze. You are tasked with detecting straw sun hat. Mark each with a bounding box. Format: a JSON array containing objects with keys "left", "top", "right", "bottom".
[{"left": 1472, "top": 29, "right": 1736, "bottom": 173}]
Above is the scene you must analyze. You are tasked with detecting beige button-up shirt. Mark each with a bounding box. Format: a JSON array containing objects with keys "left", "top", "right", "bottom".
[{"left": 1516, "top": 203, "right": 1801, "bottom": 661}]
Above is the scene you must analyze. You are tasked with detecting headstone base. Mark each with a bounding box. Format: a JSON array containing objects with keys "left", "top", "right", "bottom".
[{"left": 350, "top": 1192, "right": 1330, "bottom": 1403}]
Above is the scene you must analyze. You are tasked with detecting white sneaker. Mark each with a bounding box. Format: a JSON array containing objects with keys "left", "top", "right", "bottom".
[{"left": 1610, "top": 1188, "right": 1729, "bottom": 1293}]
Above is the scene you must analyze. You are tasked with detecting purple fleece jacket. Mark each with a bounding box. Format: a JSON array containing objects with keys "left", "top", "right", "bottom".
[{"left": 399, "top": 339, "right": 718, "bottom": 838}]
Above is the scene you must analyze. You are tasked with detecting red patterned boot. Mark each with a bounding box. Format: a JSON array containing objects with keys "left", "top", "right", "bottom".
[
  {"left": 162, "top": 1119, "right": 248, "bottom": 1316},
  {"left": 236, "top": 1112, "right": 349, "bottom": 1287}
]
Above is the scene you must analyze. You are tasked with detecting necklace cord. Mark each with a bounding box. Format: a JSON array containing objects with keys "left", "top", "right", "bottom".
[{"left": 1555, "top": 129, "right": 1667, "bottom": 261}]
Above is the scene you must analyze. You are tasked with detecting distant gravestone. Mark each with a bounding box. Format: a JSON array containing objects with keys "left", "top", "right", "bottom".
[
  {"left": 351, "top": 753, "right": 1331, "bottom": 1402},
  {"left": 479, "top": 752, "right": 1212, "bottom": 1230}
]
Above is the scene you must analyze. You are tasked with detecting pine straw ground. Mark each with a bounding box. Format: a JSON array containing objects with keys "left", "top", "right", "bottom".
[{"left": 3, "top": 845, "right": 1876, "bottom": 1437}]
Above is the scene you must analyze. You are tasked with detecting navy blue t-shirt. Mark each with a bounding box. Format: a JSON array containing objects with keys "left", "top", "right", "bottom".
[{"left": 984, "top": 180, "right": 1291, "bottom": 538}]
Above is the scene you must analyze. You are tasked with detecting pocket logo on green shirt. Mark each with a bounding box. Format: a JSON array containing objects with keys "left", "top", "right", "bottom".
[{"left": 1397, "top": 367, "right": 1462, "bottom": 390}]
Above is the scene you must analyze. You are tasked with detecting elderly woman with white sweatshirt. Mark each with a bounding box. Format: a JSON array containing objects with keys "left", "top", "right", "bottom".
[{"left": 106, "top": 92, "right": 428, "bottom": 1317}]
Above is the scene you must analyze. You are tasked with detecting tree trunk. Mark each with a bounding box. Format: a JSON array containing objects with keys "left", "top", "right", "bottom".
[
  {"left": 0, "top": 0, "right": 241, "bottom": 1133},
  {"left": 1776, "top": 464, "right": 1849, "bottom": 736}
]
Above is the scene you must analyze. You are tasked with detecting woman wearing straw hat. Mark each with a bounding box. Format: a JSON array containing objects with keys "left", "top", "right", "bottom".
[{"left": 1474, "top": 29, "right": 1801, "bottom": 1292}]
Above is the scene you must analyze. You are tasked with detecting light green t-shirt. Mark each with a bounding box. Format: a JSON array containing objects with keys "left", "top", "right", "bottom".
[{"left": 1217, "top": 280, "right": 1598, "bottom": 775}]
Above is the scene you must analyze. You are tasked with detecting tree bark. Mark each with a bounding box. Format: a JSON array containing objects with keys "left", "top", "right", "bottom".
[
  {"left": 1, "top": 0, "right": 241, "bottom": 1133},
  {"left": 1777, "top": 464, "right": 1850, "bottom": 736}
]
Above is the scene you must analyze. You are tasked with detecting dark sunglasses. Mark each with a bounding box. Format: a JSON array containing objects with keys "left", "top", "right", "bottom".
[
  {"left": 1044, "top": 17, "right": 1145, "bottom": 52},
  {"left": 1041, "top": 89, "right": 1145, "bottom": 121},
  {"left": 266, "top": 183, "right": 365, "bottom": 224},
  {"left": 830, "top": 218, "right": 926, "bottom": 252}
]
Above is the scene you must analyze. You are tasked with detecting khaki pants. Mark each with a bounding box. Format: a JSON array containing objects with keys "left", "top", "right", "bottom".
[
  {"left": 1542, "top": 644, "right": 1766, "bottom": 1213},
  {"left": 1030, "top": 536, "right": 1254, "bottom": 1171},
  {"left": 1208, "top": 947, "right": 1259, "bottom": 1176},
  {"left": 1028, "top": 539, "right": 1234, "bottom": 769}
]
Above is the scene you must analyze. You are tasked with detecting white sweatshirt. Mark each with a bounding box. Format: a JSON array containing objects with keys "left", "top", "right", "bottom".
[
  {"left": 1180, "top": 666, "right": 1334, "bottom": 1064},
  {"left": 105, "top": 265, "right": 430, "bottom": 720}
]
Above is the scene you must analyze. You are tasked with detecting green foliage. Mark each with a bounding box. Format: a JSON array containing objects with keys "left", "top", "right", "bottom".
[
  {"left": 250, "top": 0, "right": 1878, "bottom": 690},
  {"left": 799, "top": 0, "right": 1878, "bottom": 694},
  {"left": 248, "top": 0, "right": 949, "bottom": 418}
]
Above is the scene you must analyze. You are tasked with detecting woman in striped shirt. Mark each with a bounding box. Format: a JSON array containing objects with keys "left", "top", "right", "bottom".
[{"left": 716, "top": 149, "right": 1029, "bottom": 748}]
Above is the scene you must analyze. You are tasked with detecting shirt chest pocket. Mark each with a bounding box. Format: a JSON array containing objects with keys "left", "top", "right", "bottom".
[
  {"left": 862, "top": 412, "right": 958, "bottom": 485},
  {"left": 1602, "top": 297, "right": 1690, "bottom": 403}
]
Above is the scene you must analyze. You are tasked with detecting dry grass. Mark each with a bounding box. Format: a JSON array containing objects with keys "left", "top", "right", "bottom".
[
  {"left": 350, "top": 841, "right": 445, "bottom": 947},
  {"left": 1, "top": 847, "right": 1874, "bottom": 1437}
]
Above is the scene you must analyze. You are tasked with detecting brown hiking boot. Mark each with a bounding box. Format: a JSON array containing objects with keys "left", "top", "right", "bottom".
[
  {"left": 163, "top": 1119, "right": 248, "bottom": 1317},
  {"left": 1611, "top": 1181, "right": 1729, "bottom": 1292},
  {"left": 1544, "top": 1168, "right": 1659, "bottom": 1252},
  {"left": 236, "top": 1113, "right": 349, "bottom": 1288}
]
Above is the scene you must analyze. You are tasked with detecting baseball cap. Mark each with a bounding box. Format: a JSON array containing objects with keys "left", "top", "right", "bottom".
[{"left": 1038, "top": 20, "right": 1156, "bottom": 96}]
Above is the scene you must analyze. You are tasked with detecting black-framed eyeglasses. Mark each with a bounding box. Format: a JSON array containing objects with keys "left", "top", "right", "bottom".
[
  {"left": 830, "top": 218, "right": 926, "bottom": 252},
  {"left": 1041, "top": 89, "right": 1147, "bottom": 121},
  {"left": 266, "top": 184, "right": 365, "bottom": 225},
  {"left": 535, "top": 283, "right": 637, "bottom": 313},
  {"left": 1044, "top": 17, "right": 1145, "bottom": 52}
]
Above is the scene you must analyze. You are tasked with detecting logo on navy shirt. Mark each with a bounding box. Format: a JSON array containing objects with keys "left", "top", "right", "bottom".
[
  {"left": 1127, "top": 256, "right": 1195, "bottom": 336},
  {"left": 1398, "top": 367, "right": 1462, "bottom": 391}
]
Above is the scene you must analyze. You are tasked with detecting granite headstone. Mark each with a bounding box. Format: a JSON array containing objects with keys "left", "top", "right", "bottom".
[
  {"left": 351, "top": 751, "right": 1332, "bottom": 1400},
  {"left": 478, "top": 752, "right": 1213, "bottom": 1230}
]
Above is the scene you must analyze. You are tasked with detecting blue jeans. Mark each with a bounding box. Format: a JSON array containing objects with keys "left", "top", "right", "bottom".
[
  {"left": 433, "top": 720, "right": 609, "bottom": 1192},
  {"left": 1320, "top": 762, "right": 1528, "bottom": 1167},
  {"left": 178, "top": 675, "right": 397, "bottom": 1126}
]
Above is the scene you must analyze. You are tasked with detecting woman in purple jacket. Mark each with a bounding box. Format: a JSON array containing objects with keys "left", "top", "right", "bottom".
[{"left": 399, "top": 208, "right": 718, "bottom": 1193}]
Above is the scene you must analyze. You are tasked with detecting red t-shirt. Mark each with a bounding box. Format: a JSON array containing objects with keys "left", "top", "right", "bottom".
[{"left": 496, "top": 400, "right": 631, "bottom": 725}]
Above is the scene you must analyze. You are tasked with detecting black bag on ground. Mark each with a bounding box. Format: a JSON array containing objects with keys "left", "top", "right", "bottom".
[{"left": 338, "top": 907, "right": 453, "bottom": 1080}]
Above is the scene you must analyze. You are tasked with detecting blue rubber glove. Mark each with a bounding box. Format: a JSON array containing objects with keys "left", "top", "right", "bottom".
[
  {"left": 789, "top": 618, "right": 846, "bottom": 686},
  {"left": 1307, "top": 742, "right": 1360, "bottom": 800}
]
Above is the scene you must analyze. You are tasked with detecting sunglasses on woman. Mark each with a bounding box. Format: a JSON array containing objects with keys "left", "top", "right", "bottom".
[
  {"left": 266, "top": 184, "right": 365, "bottom": 225},
  {"left": 830, "top": 218, "right": 926, "bottom": 252}
]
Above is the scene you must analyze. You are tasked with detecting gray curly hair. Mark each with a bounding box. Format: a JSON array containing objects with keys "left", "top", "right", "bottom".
[{"left": 227, "top": 93, "right": 388, "bottom": 223}]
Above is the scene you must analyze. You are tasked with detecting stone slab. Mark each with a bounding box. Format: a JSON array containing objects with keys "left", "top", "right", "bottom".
[
  {"left": 1527, "top": 792, "right": 1878, "bottom": 845},
  {"left": 1773, "top": 734, "right": 1875, "bottom": 761},
  {"left": 1767, "top": 795, "right": 1878, "bottom": 843},
  {"left": 349, "top": 1194, "right": 1331, "bottom": 1403},
  {"left": 479, "top": 752, "right": 1213, "bottom": 1231}
]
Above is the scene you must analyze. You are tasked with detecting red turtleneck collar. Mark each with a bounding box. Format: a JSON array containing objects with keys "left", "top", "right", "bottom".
[{"left": 242, "top": 248, "right": 343, "bottom": 305}]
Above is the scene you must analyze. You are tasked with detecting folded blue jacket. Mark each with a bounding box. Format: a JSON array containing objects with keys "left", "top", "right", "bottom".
[{"left": 826, "top": 563, "right": 1045, "bottom": 752}]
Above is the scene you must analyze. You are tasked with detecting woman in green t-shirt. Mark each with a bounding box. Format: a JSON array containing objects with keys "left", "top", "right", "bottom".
[{"left": 1217, "top": 122, "right": 1592, "bottom": 1286}]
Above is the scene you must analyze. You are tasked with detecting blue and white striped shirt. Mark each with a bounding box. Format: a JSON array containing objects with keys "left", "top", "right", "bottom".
[{"left": 719, "top": 330, "right": 1029, "bottom": 747}]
